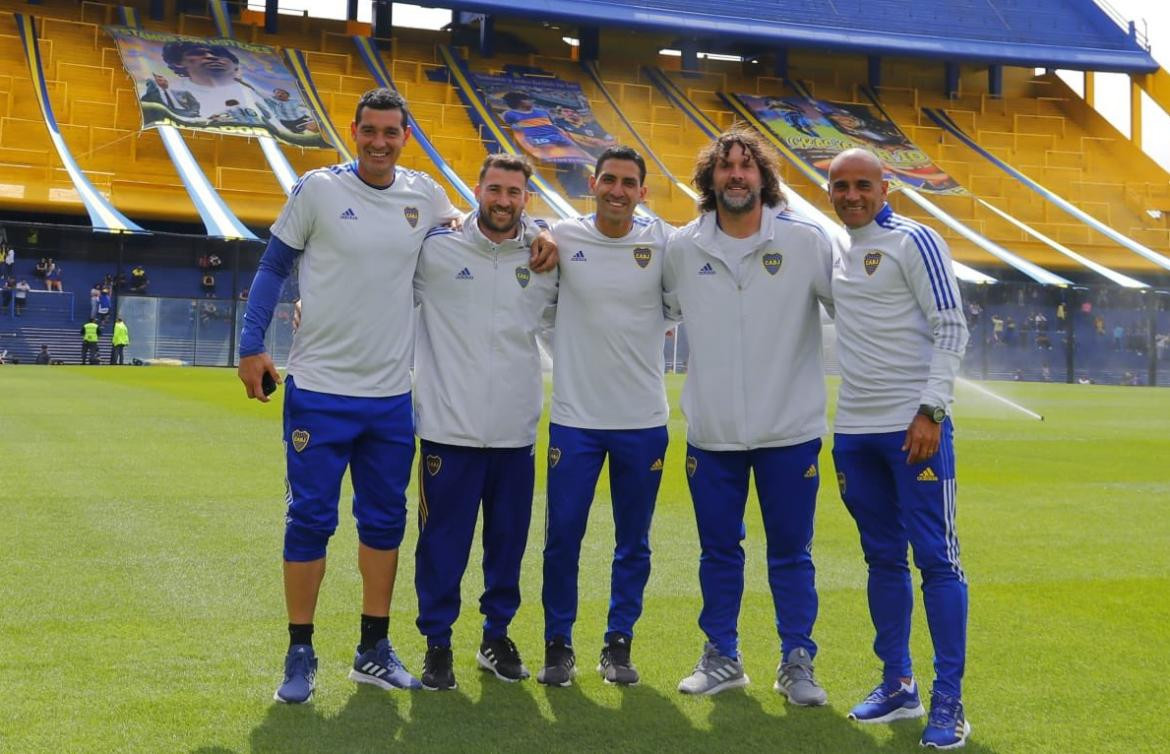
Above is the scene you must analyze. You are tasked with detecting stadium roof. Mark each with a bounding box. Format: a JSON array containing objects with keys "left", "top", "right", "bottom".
[{"left": 441, "top": 0, "right": 1160, "bottom": 73}]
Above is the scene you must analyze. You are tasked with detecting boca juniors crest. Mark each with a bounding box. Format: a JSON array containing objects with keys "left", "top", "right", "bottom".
[
  {"left": 633, "top": 247, "right": 652, "bottom": 269},
  {"left": 426, "top": 455, "right": 442, "bottom": 476},
  {"left": 864, "top": 251, "right": 882, "bottom": 276},
  {"left": 291, "top": 429, "right": 310, "bottom": 453},
  {"left": 515, "top": 266, "right": 531, "bottom": 288},
  {"left": 404, "top": 206, "right": 420, "bottom": 228},
  {"left": 686, "top": 455, "right": 698, "bottom": 478},
  {"left": 549, "top": 447, "right": 562, "bottom": 468},
  {"left": 762, "top": 252, "right": 783, "bottom": 276}
]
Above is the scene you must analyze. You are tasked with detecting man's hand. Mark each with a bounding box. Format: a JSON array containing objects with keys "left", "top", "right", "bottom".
[
  {"left": 238, "top": 352, "right": 281, "bottom": 402},
  {"left": 530, "top": 228, "right": 558, "bottom": 273},
  {"left": 902, "top": 415, "right": 941, "bottom": 465}
]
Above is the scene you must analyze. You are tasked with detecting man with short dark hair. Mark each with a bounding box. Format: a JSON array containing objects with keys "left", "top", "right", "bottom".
[
  {"left": 538, "top": 145, "right": 674, "bottom": 688},
  {"left": 412, "top": 153, "right": 557, "bottom": 691},
  {"left": 826, "top": 147, "right": 971, "bottom": 749},
  {"left": 665, "top": 127, "right": 833, "bottom": 702},
  {"left": 237, "top": 88, "right": 556, "bottom": 705}
]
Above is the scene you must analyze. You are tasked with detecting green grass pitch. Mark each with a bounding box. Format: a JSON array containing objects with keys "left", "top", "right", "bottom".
[{"left": 1, "top": 366, "right": 1167, "bottom": 752}]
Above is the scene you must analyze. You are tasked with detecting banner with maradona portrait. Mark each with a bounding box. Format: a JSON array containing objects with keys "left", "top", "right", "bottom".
[
  {"left": 105, "top": 26, "right": 329, "bottom": 148},
  {"left": 734, "top": 94, "right": 966, "bottom": 195}
]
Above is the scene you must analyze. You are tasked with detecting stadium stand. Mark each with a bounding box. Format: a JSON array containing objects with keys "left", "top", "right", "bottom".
[{"left": 0, "top": 0, "right": 1166, "bottom": 384}]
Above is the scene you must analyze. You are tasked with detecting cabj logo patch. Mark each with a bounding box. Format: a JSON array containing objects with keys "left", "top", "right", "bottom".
[
  {"left": 686, "top": 455, "right": 698, "bottom": 478},
  {"left": 426, "top": 455, "right": 442, "bottom": 476},
  {"left": 633, "top": 247, "right": 652, "bottom": 269},
  {"left": 762, "top": 252, "right": 783, "bottom": 275},
  {"left": 291, "top": 429, "right": 310, "bottom": 453},
  {"left": 515, "top": 266, "right": 531, "bottom": 288},
  {"left": 864, "top": 251, "right": 882, "bottom": 276},
  {"left": 549, "top": 447, "right": 562, "bottom": 468},
  {"left": 404, "top": 206, "right": 419, "bottom": 228}
]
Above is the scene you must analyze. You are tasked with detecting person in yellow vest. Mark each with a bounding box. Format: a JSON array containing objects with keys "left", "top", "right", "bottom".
[
  {"left": 80, "top": 318, "right": 100, "bottom": 364},
  {"left": 110, "top": 317, "right": 130, "bottom": 365}
]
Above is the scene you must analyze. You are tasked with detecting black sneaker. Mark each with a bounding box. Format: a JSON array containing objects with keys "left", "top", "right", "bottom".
[
  {"left": 421, "top": 646, "right": 457, "bottom": 691},
  {"left": 476, "top": 636, "right": 530, "bottom": 682},
  {"left": 598, "top": 634, "right": 639, "bottom": 686},
  {"left": 536, "top": 638, "right": 576, "bottom": 687}
]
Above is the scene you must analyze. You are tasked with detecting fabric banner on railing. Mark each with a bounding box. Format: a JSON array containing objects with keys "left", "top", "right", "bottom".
[
  {"left": 105, "top": 26, "right": 329, "bottom": 149},
  {"left": 734, "top": 94, "right": 965, "bottom": 195},
  {"left": 471, "top": 73, "right": 614, "bottom": 165}
]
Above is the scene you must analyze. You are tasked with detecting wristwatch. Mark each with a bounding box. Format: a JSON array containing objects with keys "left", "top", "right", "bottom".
[{"left": 917, "top": 404, "right": 946, "bottom": 423}]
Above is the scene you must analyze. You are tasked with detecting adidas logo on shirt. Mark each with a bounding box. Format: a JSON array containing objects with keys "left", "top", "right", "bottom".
[
  {"left": 455, "top": 267, "right": 474, "bottom": 280},
  {"left": 339, "top": 208, "right": 358, "bottom": 220},
  {"left": 570, "top": 250, "right": 587, "bottom": 261},
  {"left": 916, "top": 467, "right": 939, "bottom": 482},
  {"left": 698, "top": 263, "right": 716, "bottom": 276}
]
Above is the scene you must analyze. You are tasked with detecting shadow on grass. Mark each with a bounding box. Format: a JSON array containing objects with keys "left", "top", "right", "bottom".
[
  {"left": 239, "top": 677, "right": 1001, "bottom": 753},
  {"left": 245, "top": 684, "right": 407, "bottom": 754}
]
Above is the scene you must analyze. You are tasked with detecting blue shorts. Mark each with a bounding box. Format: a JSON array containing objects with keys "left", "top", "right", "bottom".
[{"left": 282, "top": 376, "right": 415, "bottom": 561}]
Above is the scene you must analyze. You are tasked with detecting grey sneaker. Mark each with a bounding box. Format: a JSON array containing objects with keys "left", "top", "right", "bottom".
[
  {"left": 774, "top": 647, "right": 827, "bottom": 706},
  {"left": 677, "top": 642, "right": 750, "bottom": 695}
]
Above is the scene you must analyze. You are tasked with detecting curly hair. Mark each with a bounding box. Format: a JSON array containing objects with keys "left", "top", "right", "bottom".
[{"left": 692, "top": 125, "right": 785, "bottom": 213}]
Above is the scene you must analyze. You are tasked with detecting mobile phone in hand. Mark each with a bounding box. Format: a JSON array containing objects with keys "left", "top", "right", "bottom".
[{"left": 262, "top": 371, "right": 278, "bottom": 397}]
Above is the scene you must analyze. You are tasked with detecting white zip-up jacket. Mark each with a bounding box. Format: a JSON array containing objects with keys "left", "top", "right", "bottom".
[
  {"left": 664, "top": 205, "right": 834, "bottom": 450},
  {"left": 413, "top": 213, "right": 558, "bottom": 447},
  {"left": 833, "top": 203, "right": 968, "bottom": 433}
]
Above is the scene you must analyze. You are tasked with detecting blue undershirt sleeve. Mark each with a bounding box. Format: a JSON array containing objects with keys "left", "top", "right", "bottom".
[{"left": 238, "top": 235, "right": 301, "bottom": 357}]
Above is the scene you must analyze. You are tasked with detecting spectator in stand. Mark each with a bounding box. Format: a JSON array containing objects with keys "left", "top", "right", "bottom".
[
  {"left": 991, "top": 314, "right": 1004, "bottom": 344},
  {"left": 1095, "top": 315, "right": 1105, "bottom": 336},
  {"left": 47, "top": 260, "right": 63, "bottom": 292},
  {"left": 14, "top": 279, "right": 30, "bottom": 315},
  {"left": 90, "top": 283, "right": 101, "bottom": 318},
  {"left": 97, "top": 288, "right": 112, "bottom": 324},
  {"left": 3, "top": 243, "right": 13, "bottom": 277},
  {"left": 1, "top": 277, "right": 11, "bottom": 310},
  {"left": 1113, "top": 324, "right": 1125, "bottom": 351},
  {"left": 35, "top": 257, "right": 49, "bottom": 281},
  {"left": 208, "top": 253, "right": 223, "bottom": 270},
  {"left": 35, "top": 344, "right": 51, "bottom": 365},
  {"left": 129, "top": 265, "right": 148, "bottom": 293},
  {"left": 201, "top": 272, "right": 216, "bottom": 297},
  {"left": 1041, "top": 365, "right": 1052, "bottom": 382},
  {"left": 1056, "top": 302, "right": 1066, "bottom": 329},
  {"left": 1004, "top": 316, "right": 1016, "bottom": 346}
]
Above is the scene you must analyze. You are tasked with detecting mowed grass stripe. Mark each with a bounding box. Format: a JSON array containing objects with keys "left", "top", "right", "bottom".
[{"left": 1, "top": 366, "right": 1166, "bottom": 752}]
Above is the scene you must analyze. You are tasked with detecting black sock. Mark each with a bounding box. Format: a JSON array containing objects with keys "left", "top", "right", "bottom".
[
  {"left": 289, "top": 623, "right": 314, "bottom": 649},
  {"left": 359, "top": 614, "right": 389, "bottom": 653}
]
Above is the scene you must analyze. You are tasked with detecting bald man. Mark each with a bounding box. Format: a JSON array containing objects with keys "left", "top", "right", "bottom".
[{"left": 827, "top": 149, "right": 971, "bottom": 749}]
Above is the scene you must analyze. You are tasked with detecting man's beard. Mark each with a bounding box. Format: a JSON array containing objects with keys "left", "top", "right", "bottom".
[
  {"left": 480, "top": 206, "right": 519, "bottom": 234},
  {"left": 717, "top": 186, "right": 759, "bottom": 214}
]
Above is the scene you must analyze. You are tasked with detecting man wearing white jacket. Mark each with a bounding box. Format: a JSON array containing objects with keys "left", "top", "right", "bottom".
[
  {"left": 827, "top": 148, "right": 971, "bottom": 750},
  {"left": 412, "top": 153, "right": 557, "bottom": 692},
  {"left": 664, "top": 127, "right": 833, "bottom": 702}
]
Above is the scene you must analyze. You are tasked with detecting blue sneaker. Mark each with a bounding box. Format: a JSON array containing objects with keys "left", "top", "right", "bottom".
[
  {"left": 274, "top": 644, "right": 317, "bottom": 704},
  {"left": 348, "top": 638, "right": 421, "bottom": 690},
  {"left": 920, "top": 690, "right": 971, "bottom": 749},
  {"left": 848, "top": 678, "right": 925, "bottom": 723}
]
